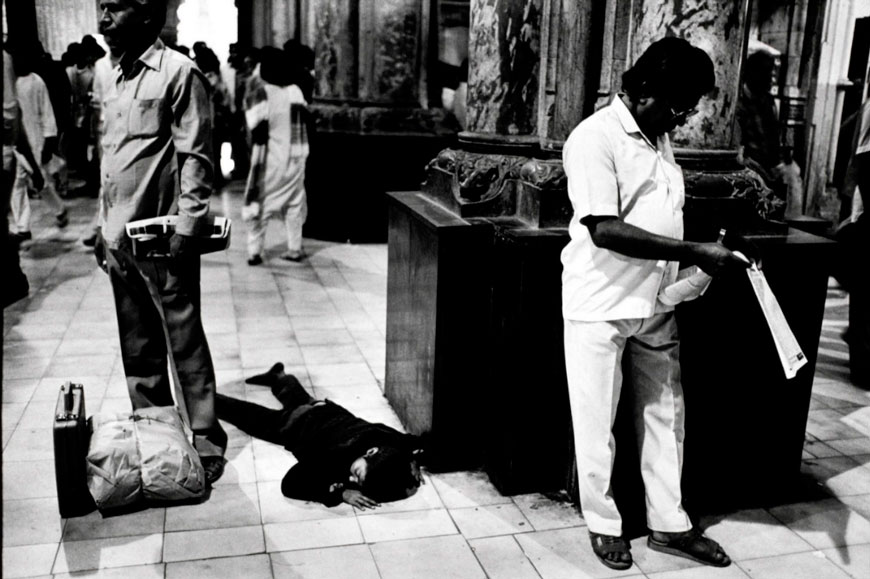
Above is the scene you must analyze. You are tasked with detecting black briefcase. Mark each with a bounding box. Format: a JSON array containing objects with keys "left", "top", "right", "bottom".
[{"left": 53, "top": 382, "right": 96, "bottom": 518}]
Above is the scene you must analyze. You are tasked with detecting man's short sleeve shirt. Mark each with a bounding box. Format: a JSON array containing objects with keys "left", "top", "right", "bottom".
[{"left": 561, "top": 97, "right": 685, "bottom": 321}]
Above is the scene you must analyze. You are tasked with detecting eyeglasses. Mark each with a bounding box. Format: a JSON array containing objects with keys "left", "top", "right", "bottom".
[{"left": 670, "top": 106, "right": 698, "bottom": 122}]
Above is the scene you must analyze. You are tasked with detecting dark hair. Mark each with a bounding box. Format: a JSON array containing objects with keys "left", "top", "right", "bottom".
[
  {"left": 259, "top": 46, "right": 290, "bottom": 87},
  {"left": 744, "top": 51, "right": 776, "bottom": 93},
  {"left": 361, "top": 447, "right": 419, "bottom": 503},
  {"left": 622, "top": 37, "right": 715, "bottom": 109}
]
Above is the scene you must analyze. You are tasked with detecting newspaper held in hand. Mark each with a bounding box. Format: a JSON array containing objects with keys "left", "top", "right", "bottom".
[
  {"left": 658, "top": 265, "right": 713, "bottom": 306},
  {"left": 746, "top": 264, "right": 808, "bottom": 379}
]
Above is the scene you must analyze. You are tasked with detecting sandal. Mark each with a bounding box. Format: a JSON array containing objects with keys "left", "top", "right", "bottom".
[
  {"left": 647, "top": 529, "right": 731, "bottom": 567},
  {"left": 589, "top": 532, "right": 633, "bottom": 570}
]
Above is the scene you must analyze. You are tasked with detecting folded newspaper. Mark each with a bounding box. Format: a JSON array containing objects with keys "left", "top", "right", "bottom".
[{"left": 746, "top": 265, "right": 808, "bottom": 379}]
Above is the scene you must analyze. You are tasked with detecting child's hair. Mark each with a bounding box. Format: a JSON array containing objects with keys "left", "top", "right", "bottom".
[{"left": 361, "top": 447, "right": 420, "bottom": 503}]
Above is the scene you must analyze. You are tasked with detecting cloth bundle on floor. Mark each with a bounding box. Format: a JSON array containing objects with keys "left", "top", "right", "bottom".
[{"left": 85, "top": 406, "right": 205, "bottom": 510}]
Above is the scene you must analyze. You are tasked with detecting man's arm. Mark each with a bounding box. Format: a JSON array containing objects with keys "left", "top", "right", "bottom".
[
  {"left": 169, "top": 65, "right": 214, "bottom": 237},
  {"left": 584, "top": 217, "right": 750, "bottom": 276}
]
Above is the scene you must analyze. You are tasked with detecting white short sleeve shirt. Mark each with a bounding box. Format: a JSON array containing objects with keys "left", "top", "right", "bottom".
[{"left": 561, "top": 96, "right": 685, "bottom": 322}]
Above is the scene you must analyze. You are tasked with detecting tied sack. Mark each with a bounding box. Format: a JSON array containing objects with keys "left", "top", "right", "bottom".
[{"left": 86, "top": 406, "right": 205, "bottom": 510}]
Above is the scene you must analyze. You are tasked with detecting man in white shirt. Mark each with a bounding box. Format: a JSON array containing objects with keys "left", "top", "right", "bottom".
[
  {"left": 9, "top": 47, "right": 69, "bottom": 238},
  {"left": 561, "top": 37, "right": 750, "bottom": 571}
]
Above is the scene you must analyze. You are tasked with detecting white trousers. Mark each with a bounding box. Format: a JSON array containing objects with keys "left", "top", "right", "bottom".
[
  {"left": 244, "top": 198, "right": 307, "bottom": 259},
  {"left": 564, "top": 313, "right": 692, "bottom": 536},
  {"left": 9, "top": 155, "right": 66, "bottom": 233}
]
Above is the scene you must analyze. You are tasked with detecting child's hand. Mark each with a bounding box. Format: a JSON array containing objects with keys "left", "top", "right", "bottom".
[{"left": 342, "top": 489, "right": 380, "bottom": 510}]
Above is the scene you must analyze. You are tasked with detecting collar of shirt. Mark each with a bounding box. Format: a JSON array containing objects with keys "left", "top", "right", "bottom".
[
  {"left": 115, "top": 38, "right": 165, "bottom": 83},
  {"left": 611, "top": 93, "right": 667, "bottom": 153}
]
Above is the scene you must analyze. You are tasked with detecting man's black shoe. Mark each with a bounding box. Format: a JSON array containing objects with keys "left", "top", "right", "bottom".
[
  {"left": 245, "top": 362, "right": 285, "bottom": 386},
  {"left": 202, "top": 456, "right": 226, "bottom": 485}
]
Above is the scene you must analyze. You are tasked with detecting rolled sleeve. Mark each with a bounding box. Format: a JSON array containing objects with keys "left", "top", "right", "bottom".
[
  {"left": 563, "top": 124, "right": 619, "bottom": 222},
  {"left": 171, "top": 68, "right": 214, "bottom": 236}
]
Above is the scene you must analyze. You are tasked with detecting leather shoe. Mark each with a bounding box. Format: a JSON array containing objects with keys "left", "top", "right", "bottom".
[
  {"left": 202, "top": 456, "right": 226, "bottom": 485},
  {"left": 245, "top": 362, "right": 285, "bottom": 386}
]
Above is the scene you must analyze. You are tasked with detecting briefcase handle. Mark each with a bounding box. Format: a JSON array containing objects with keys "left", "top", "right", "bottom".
[{"left": 57, "top": 381, "right": 78, "bottom": 420}]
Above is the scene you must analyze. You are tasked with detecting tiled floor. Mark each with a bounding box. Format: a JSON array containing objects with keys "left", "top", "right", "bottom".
[{"left": 3, "top": 186, "right": 870, "bottom": 578}]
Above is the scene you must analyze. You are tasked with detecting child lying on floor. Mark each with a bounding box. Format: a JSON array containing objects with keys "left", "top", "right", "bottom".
[{"left": 216, "top": 363, "right": 424, "bottom": 509}]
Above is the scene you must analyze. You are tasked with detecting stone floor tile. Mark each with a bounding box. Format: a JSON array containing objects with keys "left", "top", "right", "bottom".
[
  {"left": 17, "top": 399, "right": 58, "bottom": 430},
  {"left": 3, "top": 426, "right": 55, "bottom": 461},
  {"left": 3, "top": 428, "right": 15, "bottom": 449},
  {"left": 840, "top": 494, "right": 870, "bottom": 521},
  {"left": 313, "top": 384, "right": 390, "bottom": 411},
  {"left": 646, "top": 565, "right": 752, "bottom": 578},
  {"left": 306, "top": 362, "right": 377, "bottom": 388},
  {"left": 270, "top": 545, "right": 380, "bottom": 579},
  {"left": 736, "top": 551, "right": 854, "bottom": 579},
  {"left": 700, "top": 509, "right": 814, "bottom": 561},
  {"left": 253, "top": 441, "right": 296, "bottom": 482},
  {"left": 804, "top": 439, "right": 843, "bottom": 458},
  {"left": 841, "top": 406, "right": 870, "bottom": 438},
  {"left": 300, "top": 344, "right": 366, "bottom": 365},
  {"left": 822, "top": 543, "right": 870, "bottom": 579},
  {"left": 52, "top": 563, "right": 165, "bottom": 579},
  {"left": 358, "top": 508, "right": 457, "bottom": 542},
  {"left": 52, "top": 534, "right": 163, "bottom": 573},
  {"left": 2, "top": 460, "right": 57, "bottom": 499},
  {"left": 54, "top": 338, "right": 118, "bottom": 357},
  {"left": 166, "top": 553, "right": 272, "bottom": 579},
  {"left": 1, "top": 379, "right": 39, "bottom": 404},
  {"left": 1, "top": 543, "right": 59, "bottom": 578},
  {"left": 769, "top": 498, "right": 870, "bottom": 549},
  {"left": 163, "top": 525, "right": 265, "bottom": 562},
  {"left": 214, "top": 445, "right": 257, "bottom": 486},
  {"left": 293, "top": 328, "right": 355, "bottom": 346},
  {"left": 512, "top": 492, "right": 586, "bottom": 531},
  {"left": 827, "top": 438, "right": 870, "bottom": 456},
  {"left": 44, "top": 353, "right": 117, "bottom": 378},
  {"left": 430, "top": 470, "right": 514, "bottom": 509},
  {"left": 360, "top": 473, "right": 445, "bottom": 514},
  {"left": 807, "top": 409, "right": 866, "bottom": 441},
  {"left": 468, "top": 535, "right": 542, "bottom": 579},
  {"left": 3, "top": 338, "right": 61, "bottom": 358},
  {"left": 1, "top": 403, "right": 27, "bottom": 429},
  {"left": 2, "top": 498, "right": 63, "bottom": 547},
  {"left": 801, "top": 456, "right": 870, "bottom": 496},
  {"left": 515, "top": 527, "right": 643, "bottom": 579},
  {"left": 263, "top": 518, "right": 363, "bottom": 552},
  {"left": 370, "top": 535, "right": 487, "bottom": 579},
  {"left": 164, "top": 483, "right": 261, "bottom": 532},
  {"left": 240, "top": 346, "right": 304, "bottom": 369},
  {"left": 257, "top": 481, "right": 354, "bottom": 524},
  {"left": 63, "top": 507, "right": 165, "bottom": 541},
  {"left": 449, "top": 503, "right": 533, "bottom": 539}
]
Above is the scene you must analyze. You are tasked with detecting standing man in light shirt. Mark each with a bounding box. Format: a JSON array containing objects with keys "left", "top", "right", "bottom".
[
  {"left": 95, "top": 0, "right": 227, "bottom": 483},
  {"left": 561, "top": 38, "right": 749, "bottom": 571}
]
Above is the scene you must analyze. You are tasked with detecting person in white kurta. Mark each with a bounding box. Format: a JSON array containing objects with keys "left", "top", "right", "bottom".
[
  {"left": 10, "top": 57, "right": 68, "bottom": 235},
  {"left": 243, "top": 49, "right": 309, "bottom": 265},
  {"left": 561, "top": 38, "right": 749, "bottom": 572}
]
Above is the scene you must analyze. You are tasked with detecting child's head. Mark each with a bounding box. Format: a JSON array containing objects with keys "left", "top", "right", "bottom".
[{"left": 350, "top": 446, "right": 422, "bottom": 503}]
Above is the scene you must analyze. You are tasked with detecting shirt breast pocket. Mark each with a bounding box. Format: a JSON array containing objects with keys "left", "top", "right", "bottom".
[{"left": 128, "top": 98, "right": 163, "bottom": 137}]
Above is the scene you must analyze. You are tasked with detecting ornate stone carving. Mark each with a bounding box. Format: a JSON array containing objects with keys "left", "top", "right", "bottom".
[{"left": 520, "top": 158, "right": 566, "bottom": 190}]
